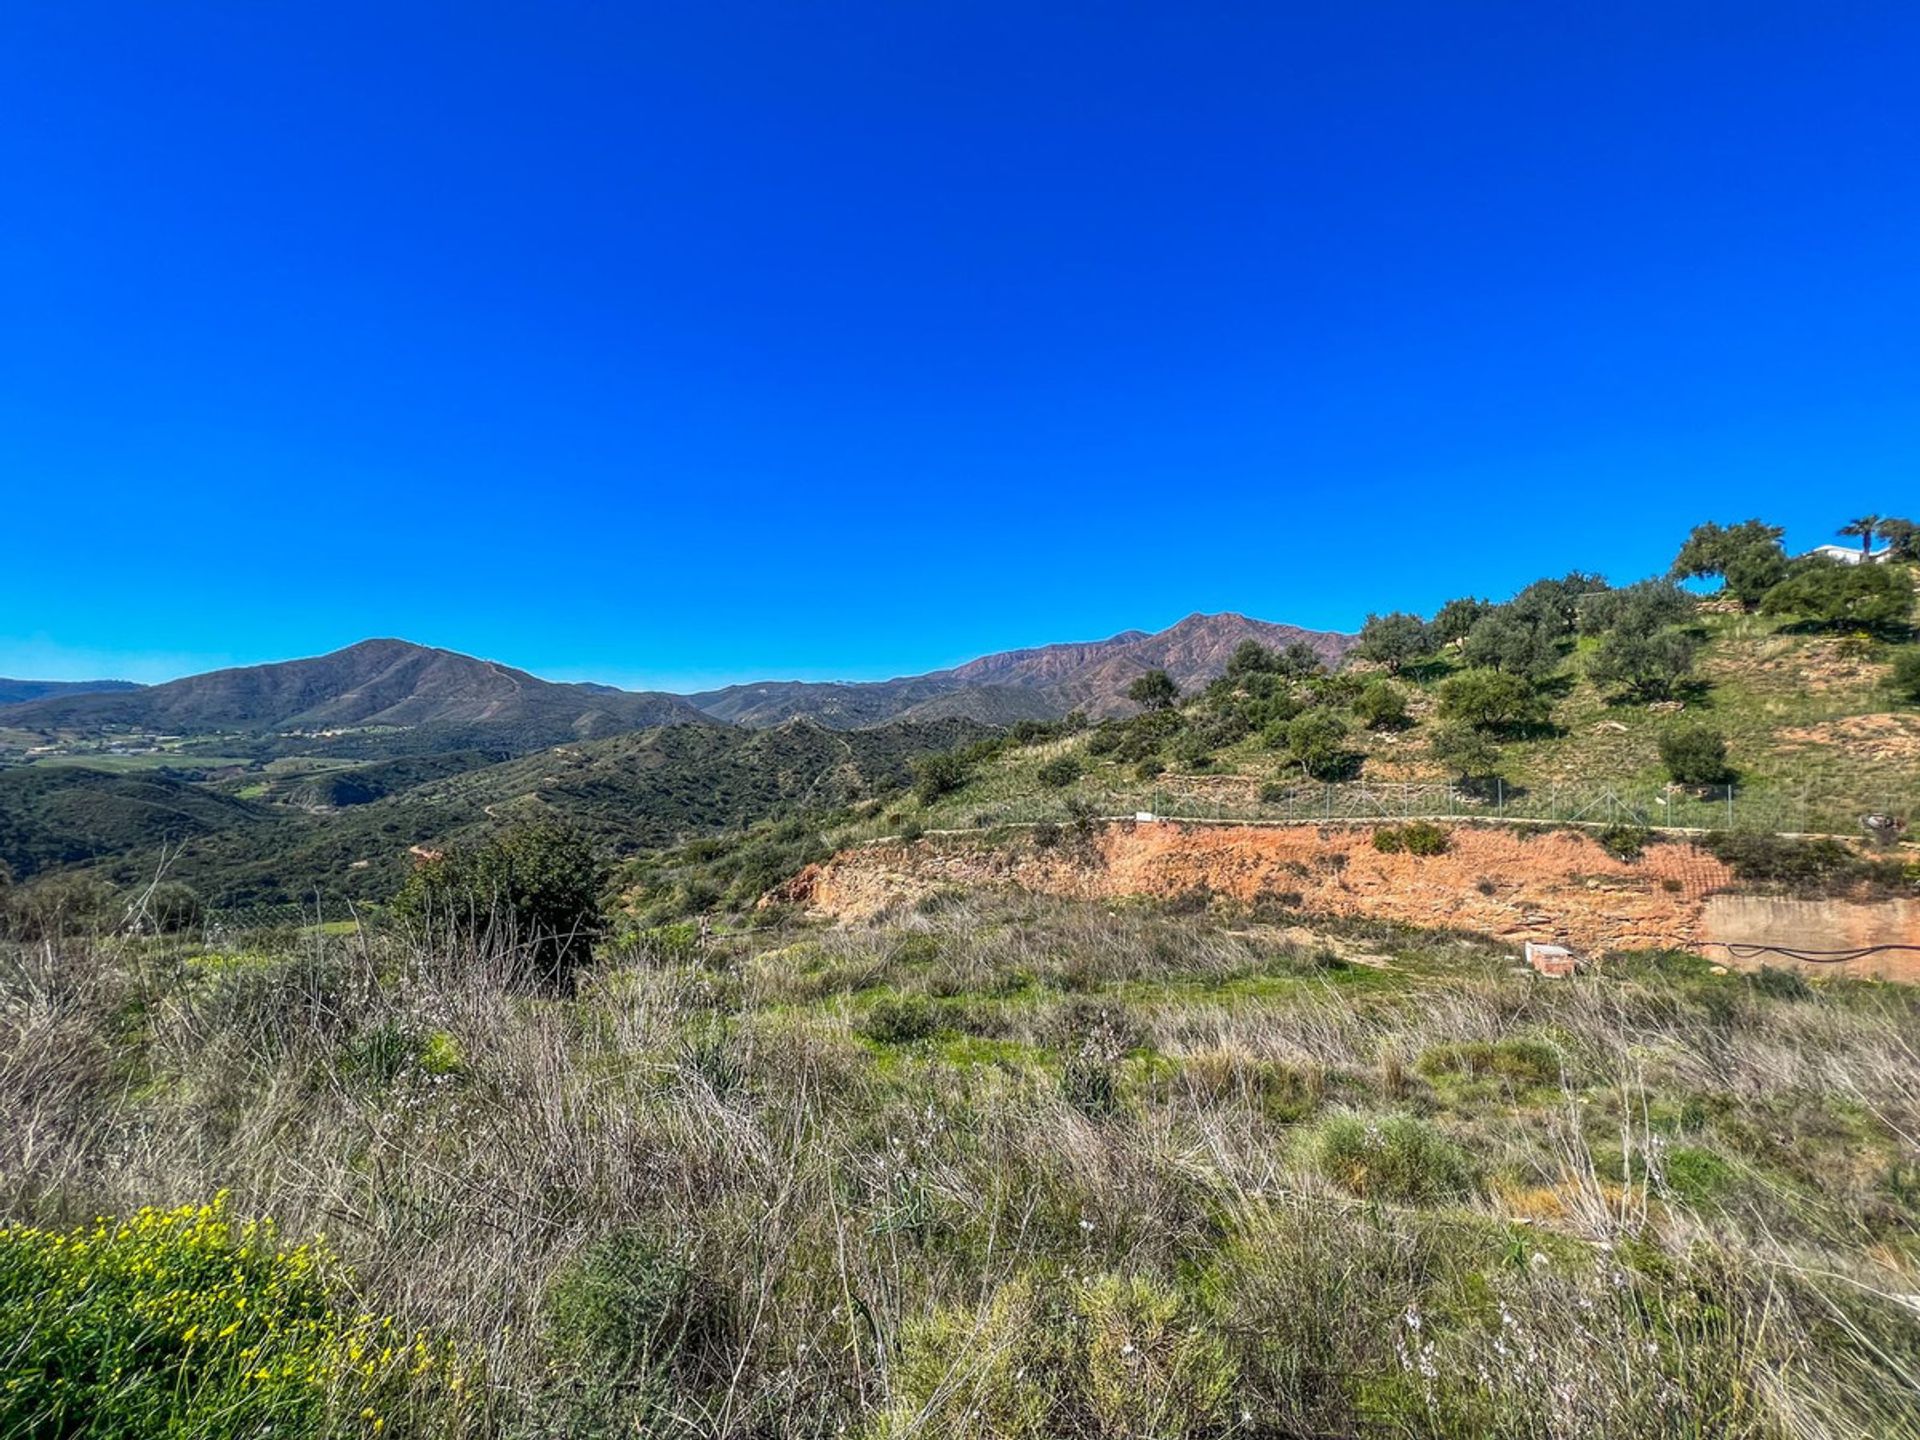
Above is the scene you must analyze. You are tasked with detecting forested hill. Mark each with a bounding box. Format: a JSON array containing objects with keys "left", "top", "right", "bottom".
[{"left": 0, "top": 638, "right": 711, "bottom": 742}]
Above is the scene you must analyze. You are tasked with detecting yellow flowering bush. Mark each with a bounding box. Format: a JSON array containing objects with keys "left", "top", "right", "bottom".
[{"left": 0, "top": 1193, "right": 473, "bottom": 1438}]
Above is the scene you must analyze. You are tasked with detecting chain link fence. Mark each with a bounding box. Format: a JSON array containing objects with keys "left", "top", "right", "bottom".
[{"left": 202, "top": 897, "right": 368, "bottom": 936}]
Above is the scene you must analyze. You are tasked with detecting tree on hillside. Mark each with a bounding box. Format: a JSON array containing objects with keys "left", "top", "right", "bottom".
[
  {"left": 1126, "top": 670, "right": 1180, "bottom": 712},
  {"left": 1722, "top": 545, "right": 1790, "bottom": 608},
  {"left": 1761, "top": 560, "right": 1913, "bottom": 632},
  {"left": 1352, "top": 612, "right": 1433, "bottom": 674},
  {"left": 1276, "top": 641, "right": 1325, "bottom": 678},
  {"left": 1284, "top": 710, "right": 1350, "bottom": 779},
  {"left": 1461, "top": 610, "right": 1560, "bottom": 680},
  {"left": 1587, "top": 626, "right": 1699, "bottom": 701},
  {"left": 1437, "top": 669, "right": 1545, "bottom": 733},
  {"left": 1352, "top": 678, "right": 1410, "bottom": 730},
  {"left": 1509, "top": 573, "right": 1610, "bottom": 637},
  {"left": 1429, "top": 722, "right": 1502, "bottom": 782},
  {"left": 395, "top": 822, "right": 609, "bottom": 990},
  {"left": 1670, "top": 519, "right": 1786, "bottom": 587},
  {"left": 1578, "top": 579, "right": 1697, "bottom": 637},
  {"left": 1430, "top": 596, "right": 1494, "bottom": 647},
  {"left": 1224, "top": 640, "right": 1278, "bottom": 679},
  {"left": 1840, "top": 515, "right": 1883, "bottom": 559},
  {"left": 1879, "top": 518, "right": 1919, "bottom": 561}
]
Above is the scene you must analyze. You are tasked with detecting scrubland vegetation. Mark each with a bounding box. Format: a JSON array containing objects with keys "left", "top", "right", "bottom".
[
  {"left": 6, "top": 515, "right": 1920, "bottom": 1436},
  {"left": 764, "top": 517, "right": 1920, "bottom": 859},
  {"left": 8, "top": 892, "right": 1920, "bottom": 1436}
]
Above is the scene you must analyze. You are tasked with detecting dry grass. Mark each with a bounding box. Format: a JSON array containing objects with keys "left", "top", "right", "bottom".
[{"left": 4, "top": 900, "right": 1920, "bottom": 1436}]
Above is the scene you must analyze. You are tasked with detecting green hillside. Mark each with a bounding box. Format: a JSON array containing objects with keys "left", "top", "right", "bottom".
[
  {"left": 862, "top": 575, "right": 1920, "bottom": 844},
  {"left": 0, "top": 717, "right": 991, "bottom": 910}
]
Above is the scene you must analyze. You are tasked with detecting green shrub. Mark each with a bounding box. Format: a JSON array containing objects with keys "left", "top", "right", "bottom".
[
  {"left": 1428, "top": 722, "right": 1502, "bottom": 781},
  {"left": 1036, "top": 755, "right": 1084, "bottom": 789},
  {"left": 1598, "top": 823, "right": 1651, "bottom": 860},
  {"left": 1372, "top": 822, "right": 1449, "bottom": 856},
  {"left": 1892, "top": 648, "right": 1920, "bottom": 703},
  {"left": 0, "top": 1195, "right": 469, "bottom": 1439},
  {"left": 883, "top": 1273, "right": 1234, "bottom": 1439},
  {"left": 1, "top": 871, "right": 121, "bottom": 939},
  {"left": 1126, "top": 670, "right": 1181, "bottom": 711},
  {"left": 1352, "top": 679, "right": 1410, "bottom": 730},
  {"left": 1702, "top": 832, "right": 1908, "bottom": 896},
  {"left": 133, "top": 880, "right": 204, "bottom": 934},
  {"left": 1307, "top": 1114, "right": 1478, "bottom": 1203},
  {"left": 912, "top": 751, "right": 970, "bottom": 802},
  {"left": 1401, "top": 821, "right": 1448, "bottom": 856},
  {"left": 393, "top": 821, "right": 608, "bottom": 989},
  {"left": 1659, "top": 722, "right": 1731, "bottom": 785},
  {"left": 1761, "top": 558, "right": 1914, "bottom": 631},
  {"left": 541, "top": 1228, "right": 730, "bottom": 1429},
  {"left": 857, "top": 994, "right": 940, "bottom": 1044},
  {"left": 1416, "top": 1038, "right": 1563, "bottom": 1091}
]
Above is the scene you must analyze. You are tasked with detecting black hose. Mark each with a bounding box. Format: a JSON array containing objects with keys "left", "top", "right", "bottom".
[{"left": 1702, "top": 942, "right": 1920, "bottom": 965}]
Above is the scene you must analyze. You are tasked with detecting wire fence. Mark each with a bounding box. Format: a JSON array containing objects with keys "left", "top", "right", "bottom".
[
  {"left": 965, "top": 780, "right": 1918, "bottom": 840},
  {"left": 203, "top": 897, "right": 368, "bottom": 935}
]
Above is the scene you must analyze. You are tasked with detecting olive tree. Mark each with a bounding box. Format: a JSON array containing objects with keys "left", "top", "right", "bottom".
[
  {"left": 1352, "top": 612, "right": 1433, "bottom": 674},
  {"left": 1126, "top": 670, "right": 1181, "bottom": 712}
]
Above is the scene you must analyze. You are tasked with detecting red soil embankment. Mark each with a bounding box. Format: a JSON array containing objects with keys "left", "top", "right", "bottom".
[
  {"left": 779, "top": 821, "right": 1920, "bottom": 975},
  {"left": 784, "top": 822, "right": 1733, "bottom": 955}
]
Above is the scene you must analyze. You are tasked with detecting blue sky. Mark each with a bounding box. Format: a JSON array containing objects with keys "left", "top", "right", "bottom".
[{"left": 4, "top": 3, "right": 1916, "bottom": 691}]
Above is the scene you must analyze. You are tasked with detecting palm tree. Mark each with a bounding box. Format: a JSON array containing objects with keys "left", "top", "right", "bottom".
[{"left": 1839, "top": 515, "right": 1882, "bottom": 558}]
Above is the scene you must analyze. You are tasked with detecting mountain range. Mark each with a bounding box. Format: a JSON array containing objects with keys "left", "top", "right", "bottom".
[
  {"left": 0, "top": 613, "right": 1354, "bottom": 747},
  {"left": 689, "top": 613, "right": 1350, "bottom": 727}
]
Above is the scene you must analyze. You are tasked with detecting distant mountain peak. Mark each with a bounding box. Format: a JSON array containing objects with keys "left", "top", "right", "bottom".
[
  {"left": 0, "top": 638, "right": 713, "bottom": 746},
  {"left": 690, "top": 612, "right": 1354, "bottom": 728}
]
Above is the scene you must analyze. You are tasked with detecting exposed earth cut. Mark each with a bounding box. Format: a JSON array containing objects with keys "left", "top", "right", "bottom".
[{"left": 779, "top": 820, "right": 1920, "bottom": 978}]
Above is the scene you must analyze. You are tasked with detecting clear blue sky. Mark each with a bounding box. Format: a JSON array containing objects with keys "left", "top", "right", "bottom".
[{"left": 4, "top": 3, "right": 1916, "bottom": 690}]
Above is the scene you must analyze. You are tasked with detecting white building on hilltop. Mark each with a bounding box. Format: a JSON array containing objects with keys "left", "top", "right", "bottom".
[{"left": 1801, "top": 542, "right": 1893, "bottom": 565}]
